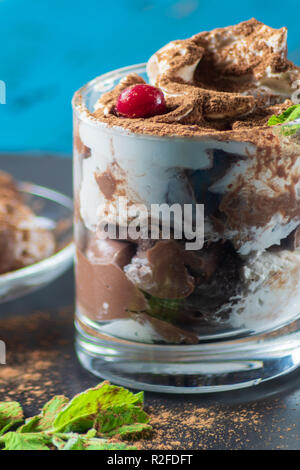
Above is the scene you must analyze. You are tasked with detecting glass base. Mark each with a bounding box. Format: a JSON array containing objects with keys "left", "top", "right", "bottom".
[{"left": 75, "top": 317, "right": 300, "bottom": 394}]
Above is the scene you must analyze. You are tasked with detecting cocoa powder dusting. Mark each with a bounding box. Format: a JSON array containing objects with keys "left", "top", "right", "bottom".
[
  {"left": 137, "top": 400, "right": 291, "bottom": 450},
  {"left": 80, "top": 18, "right": 300, "bottom": 145},
  {"left": 0, "top": 308, "right": 72, "bottom": 408}
]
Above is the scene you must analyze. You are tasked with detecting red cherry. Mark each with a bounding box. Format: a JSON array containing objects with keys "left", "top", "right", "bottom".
[{"left": 116, "top": 84, "right": 166, "bottom": 118}]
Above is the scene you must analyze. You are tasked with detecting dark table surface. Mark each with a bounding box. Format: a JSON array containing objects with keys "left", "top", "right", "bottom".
[{"left": 1, "top": 153, "right": 300, "bottom": 450}]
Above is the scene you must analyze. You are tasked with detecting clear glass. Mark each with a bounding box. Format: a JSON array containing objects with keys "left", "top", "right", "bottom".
[
  {"left": 0, "top": 183, "right": 74, "bottom": 303},
  {"left": 73, "top": 64, "right": 300, "bottom": 393}
]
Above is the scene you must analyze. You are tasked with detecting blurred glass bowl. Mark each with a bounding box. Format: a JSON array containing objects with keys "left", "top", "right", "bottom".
[{"left": 0, "top": 182, "right": 74, "bottom": 303}]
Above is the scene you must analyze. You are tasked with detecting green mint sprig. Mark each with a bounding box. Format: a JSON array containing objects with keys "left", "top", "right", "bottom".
[{"left": 0, "top": 381, "right": 151, "bottom": 450}]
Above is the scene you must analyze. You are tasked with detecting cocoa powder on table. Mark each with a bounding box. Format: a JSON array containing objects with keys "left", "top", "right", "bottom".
[{"left": 0, "top": 306, "right": 295, "bottom": 450}]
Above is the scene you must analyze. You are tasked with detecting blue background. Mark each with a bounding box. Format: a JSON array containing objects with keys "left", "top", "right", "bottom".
[{"left": 0, "top": 0, "right": 300, "bottom": 156}]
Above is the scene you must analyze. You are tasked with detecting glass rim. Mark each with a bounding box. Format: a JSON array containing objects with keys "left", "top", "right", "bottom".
[
  {"left": 72, "top": 62, "right": 208, "bottom": 143},
  {"left": 72, "top": 62, "right": 147, "bottom": 108},
  {"left": 72, "top": 63, "right": 159, "bottom": 137}
]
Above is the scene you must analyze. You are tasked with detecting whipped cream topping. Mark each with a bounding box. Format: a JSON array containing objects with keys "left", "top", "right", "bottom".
[
  {"left": 221, "top": 249, "right": 300, "bottom": 330},
  {"left": 146, "top": 19, "right": 297, "bottom": 122},
  {"left": 91, "top": 18, "right": 300, "bottom": 135}
]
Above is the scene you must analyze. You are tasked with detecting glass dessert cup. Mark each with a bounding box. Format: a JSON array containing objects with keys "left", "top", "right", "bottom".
[{"left": 73, "top": 64, "right": 300, "bottom": 393}]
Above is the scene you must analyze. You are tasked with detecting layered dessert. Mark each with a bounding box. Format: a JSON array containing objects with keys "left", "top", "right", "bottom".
[
  {"left": 0, "top": 170, "right": 55, "bottom": 274},
  {"left": 73, "top": 19, "right": 300, "bottom": 344}
]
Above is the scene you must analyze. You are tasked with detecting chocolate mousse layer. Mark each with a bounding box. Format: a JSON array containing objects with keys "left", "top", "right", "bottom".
[
  {"left": 76, "top": 237, "right": 147, "bottom": 321},
  {"left": 76, "top": 236, "right": 201, "bottom": 343}
]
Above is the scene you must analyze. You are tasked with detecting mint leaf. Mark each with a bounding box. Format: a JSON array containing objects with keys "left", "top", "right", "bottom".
[
  {"left": 62, "top": 435, "right": 85, "bottom": 450},
  {"left": 52, "top": 381, "right": 146, "bottom": 435},
  {"left": 0, "top": 382, "right": 151, "bottom": 450},
  {"left": 0, "top": 402, "right": 24, "bottom": 436},
  {"left": 51, "top": 433, "right": 136, "bottom": 450},
  {"left": 52, "top": 433, "right": 85, "bottom": 450},
  {"left": 84, "top": 438, "right": 136, "bottom": 450},
  {"left": 268, "top": 104, "right": 300, "bottom": 135},
  {"left": 95, "top": 404, "right": 149, "bottom": 437},
  {"left": 268, "top": 105, "right": 300, "bottom": 126},
  {"left": 146, "top": 294, "right": 181, "bottom": 322},
  {"left": 18, "top": 395, "right": 69, "bottom": 433},
  {"left": 85, "top": 428, "right": 97, "bottom": 438},
  {"left": 0, "top": 432, "right": 51, "bottom": 450},
  {"left": 114, "top": 422, "right": 152, "bottom": 440},
  {"left": 17, "top": 416, "right": 40, "bottom": 433}
]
